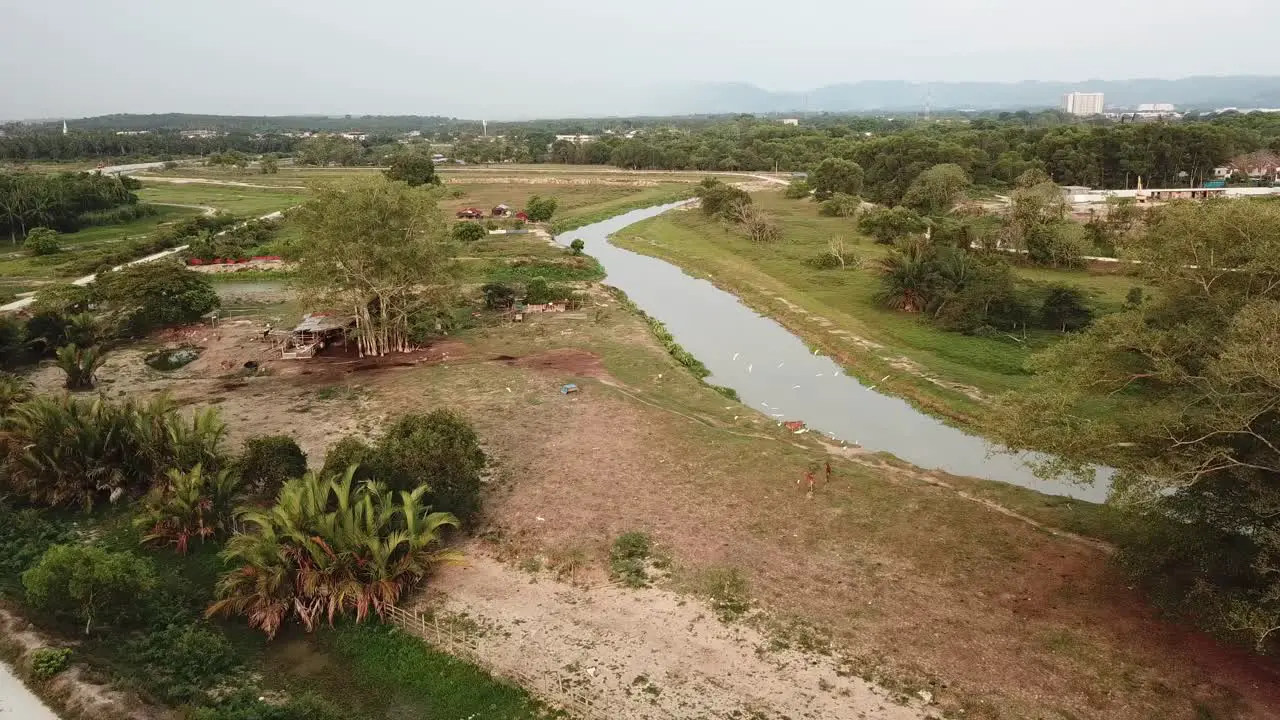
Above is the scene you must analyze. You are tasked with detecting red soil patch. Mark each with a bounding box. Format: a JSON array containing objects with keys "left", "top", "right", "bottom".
[{"left": 503, "top": 348, "right": 605, "bottom": 377}]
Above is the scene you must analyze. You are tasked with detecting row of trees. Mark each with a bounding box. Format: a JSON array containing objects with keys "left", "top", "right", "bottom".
[
  {"left": 0, "top": 171, "right": 142, "bottom": 240},
  {"left": 0, "top": 130, "right": 299, "bottom": 161},
  {"left": 448, "top": 114, "right": 1280, "bottom": 195}
]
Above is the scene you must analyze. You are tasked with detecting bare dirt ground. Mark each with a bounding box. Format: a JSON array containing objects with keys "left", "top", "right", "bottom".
[
  {"left": 420, "top": 552, "right": 926, "bottom": 720},
  {"left": 62, "top": 294, "right": 1280, "bottom": 720}
]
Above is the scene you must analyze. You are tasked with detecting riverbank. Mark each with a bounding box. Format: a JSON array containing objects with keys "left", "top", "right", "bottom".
[{"left": 610, "top": 192, "right": 1139, "bottom": 434}]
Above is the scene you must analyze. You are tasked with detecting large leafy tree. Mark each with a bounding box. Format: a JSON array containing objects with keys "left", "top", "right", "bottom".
[
  {"left": 809, "top": 157, "right": 864, "bottom": 200},
  {"left": 294, "top": 177, "right": 458, "bottom": 356},
  {"left": 383, "top": 151, "right": 440, "bottom": 187},
  {"left": 990, "top": 198, "right": 1280, "bottom": 650},
  {"left": 902, "top": 163, "right": 972, "bottom": 216},
  {"left": 208, "top": 469, "right": 459, "bottom": 638},
  {"left": 97, "top": 260, "right": 220, "bottom": 335}
]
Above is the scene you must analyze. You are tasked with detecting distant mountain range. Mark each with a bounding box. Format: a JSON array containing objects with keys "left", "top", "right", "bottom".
[{"left": 644, "top": 76, "right": 1280, "bottom": 115}]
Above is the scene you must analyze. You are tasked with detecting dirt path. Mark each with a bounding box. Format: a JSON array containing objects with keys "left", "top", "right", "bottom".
[
  {"left": 146, "top": 201, "right": 219, "bottom": 216},
  {"left": 418, "top": 552, "right": 926, "bottom": 720}
]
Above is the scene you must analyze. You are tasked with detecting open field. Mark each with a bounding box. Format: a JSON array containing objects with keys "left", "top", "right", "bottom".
[
  {"left": 137, "top": 182, "right": 309, "bottom": 215},
  {"left": 20, "top": 274, "right": 1273, "bottom": 720},
  {"left": 613, "top": 192, "right": 1144, "bottom": 427},
  {"left": 0, "top": 205, "right": 203, "bottom": 297}
]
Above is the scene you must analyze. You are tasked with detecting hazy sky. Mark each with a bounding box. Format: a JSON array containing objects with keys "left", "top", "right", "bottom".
[{"left": 4, "top": 0, "right": 1279, "bottom": 120}]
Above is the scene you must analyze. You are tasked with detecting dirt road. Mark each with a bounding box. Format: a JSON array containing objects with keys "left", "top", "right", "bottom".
[{"left": 419, "top": 552, "right": 925, "bottom": 720}]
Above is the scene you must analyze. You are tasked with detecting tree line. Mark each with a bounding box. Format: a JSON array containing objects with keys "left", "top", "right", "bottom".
[
  {"left": 0, "top": 130, "right": 299, "bottom": 162},
  {"left": 455, "top": 113, "right": 1280, "bottom": 194}
]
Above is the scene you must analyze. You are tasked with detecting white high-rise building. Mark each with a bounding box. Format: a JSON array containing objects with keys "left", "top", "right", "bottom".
[{"left": 1063, "top": 92, "right": 1105, "bottom": 116}]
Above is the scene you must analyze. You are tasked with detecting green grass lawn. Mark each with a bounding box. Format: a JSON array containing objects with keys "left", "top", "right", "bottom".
[{"left": 612, "top": 191, "right": 1145, "bottom": 427}]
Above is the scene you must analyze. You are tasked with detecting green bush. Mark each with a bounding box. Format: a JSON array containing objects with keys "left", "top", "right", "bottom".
[
  {"left": 0, "top": 505, "right": 73, "bottom": 594},
  {"left": 24, "top": 228, "right": 61, "bottom": 256},
  {"left": 193, "top": 690, "right": 342, "bottom": 720},
  {"left": 569, "top": 238, "right": 585, "bottom": 255},
  {"left": 238, "top": 435, "right": 308, "bottom": 494},
  {"left": 97, "top": 260, "right": 220, "bottom": 336},
  {"left": 704, "top": 568, "right": 751, "bottom": 622},
  {"left": 22, "top": 544, "right": 158, "bottom": 635},
  {"left": 378, "top": 410, "right": 485, "bottom": 521},
  {"left": 818, "top": 193, "right": 861, "bottom": 218},
  {"left": 782, "top": 179, "right": 811, "bottom": 199},
  {"left": 524, "top": 195, "right": 558, "bottom": 222},
  {"left": 30, "top": 647, "right": 71, "bottom": 680},
  {"left": 807, "top": 252, "right": 844, "bottom": 269},
  {"left": 610, "top": 532, "right": 653, "bottom": 588},
  {"left": 452, "top": 222, "right": 487, "bottom": 243},
  {"left": 320, "top": 436, "right": 379, "bottom": 481},
  {"left": 123, "top": 622, "right": 240, "bottom": 704},
  {"left": 480, "top": 282, "right": 517, "bottom": 310}
]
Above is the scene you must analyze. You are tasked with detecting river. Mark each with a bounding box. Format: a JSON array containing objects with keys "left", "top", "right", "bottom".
[
  {"left": 561, "top": 203, "right": 1110, "bottom": 502},
  {"left": 0, "top": 661, "right": 60, "bottom": 719}
]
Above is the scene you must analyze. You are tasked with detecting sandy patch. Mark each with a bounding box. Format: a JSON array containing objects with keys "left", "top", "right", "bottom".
[{"left": 418, "top": 552, "right": 926, "bottom": 720}]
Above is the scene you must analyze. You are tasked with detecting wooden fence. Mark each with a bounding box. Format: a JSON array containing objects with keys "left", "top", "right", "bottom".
[{"left": 384, "top": 604, "right": 605, "bottom": 719}]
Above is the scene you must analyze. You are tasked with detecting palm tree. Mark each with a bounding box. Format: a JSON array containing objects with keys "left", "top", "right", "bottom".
[
  {"left": 137, "top": 464, "right": 244, "bottom": 554},
  {"left": 208, "top": 468, "right": 460, "bottom": 638},
  {"left": 0, "top": 372, "right": 31, "bottom": 413},
  {"left": 55, "top": 343, "right": 105, "bottom": 390},
  {"left": 875, "top": 239, "right": 937, "bottom": 313}
]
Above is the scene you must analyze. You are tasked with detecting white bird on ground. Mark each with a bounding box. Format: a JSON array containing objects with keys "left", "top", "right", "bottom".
[
  {"left": 881, "top": 375, "right": 890, "bottom": 382},
  {"left": 867, "top": 385, "right": 877, "bottom": 391}
]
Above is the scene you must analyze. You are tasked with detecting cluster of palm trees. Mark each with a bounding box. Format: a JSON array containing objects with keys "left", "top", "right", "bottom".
[
  {"left": 207, "top": 468, "right": 458, "bottom": 638},
  {"left": 0, "top": 394, "right": 225, "bottom": 510},
  {"left": 0, "top": 171, "right": 139, "bottom": 241}
]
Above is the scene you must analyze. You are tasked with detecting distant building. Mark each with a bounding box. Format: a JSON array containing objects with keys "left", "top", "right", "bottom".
[
  {"left": 339, "top": 131, "right": 368, "bottom": 141},
  {"left": 1137, "top": 103, "right": 1176, "bottom": 112},
  {"left": 1062, "top": 92, "right": 1105, "bottom": 116},
  {"left": 554, "top": 134, "right": 597, "bottom": 144},
  {"left": 180, "top": 129, "right": 220, "bottom": 139},
  {"left": 780, "top": 118, "right": 800, "bottom": 126},
  {"left": 114, "top": 130, "right": 150, "bottom": 136}
]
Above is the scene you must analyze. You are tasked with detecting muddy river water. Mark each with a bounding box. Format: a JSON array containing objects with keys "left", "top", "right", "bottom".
[{"left": 561, "top": 203, "right": 1110, "bottom": 502}]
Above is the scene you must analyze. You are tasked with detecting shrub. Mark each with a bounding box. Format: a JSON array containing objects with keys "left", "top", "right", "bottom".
[
  {"left": 859, "top": 206, "right": 927, "bottom": 244},
  {"left": 818, "top": 193, "right": 861, "bottom": 218},
  {"left": 193, "top": 690, "right": 342, "bottom": 720},
  {"left": 808, "top": 252, "right": 844, "bottom": 269},
  {"left": 525, "top": 195, "right": 558, "bottom": 222},
  {"left": 24, "top": 228, "right": 61, "bottom": 256},
  {"left": 480, "top": 282, "right": 517, "bottom": 310},
  {"left": 704, "top": 568, "right": 751, "bottom": 622},
  {"left": 782, "top": 179, "right": 811, "bottom": 199},
  {"left": 23, "top": 544, "right": 158, "bottom": 635},
  {"left": 0, "top": 504, "right": 73, "bottom": 594},
  {"left": 0, "top": 315, "right": 24, "bottom": 366},
  {"left": 30, "top": 647, "right": 72, "bottom": 680},
  {"left": 97, "top": 260, "right": 220, "bottom": 336},
  {"left": 523, "top": 277, "right": 571, "bottom": 305},
  {"left": 123, "top": 622, "right": 240, "bottom": 704},
  {"left": 695, "top": 178, "right": 751, "bottom": 219},
  {"left": 378, "top": 410, "right": 486, "bottom": 521},
  {"left": 810, "top": 157, "right": 864, "bottom": 200},
  {"left": 610, "top": 532, "right": 652, "bottom": 588},
  {"left": 570, "top": 238, "right": 585, "bottom": 255},
  {"left": 452, "top": 222, "right": 486, "bottom": 243},
  {"left": 238, "top": 435, "right": 307, "bottom": 494},
  {"left": 320, "top": 436, "right": 379, "bottom": 481}
]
